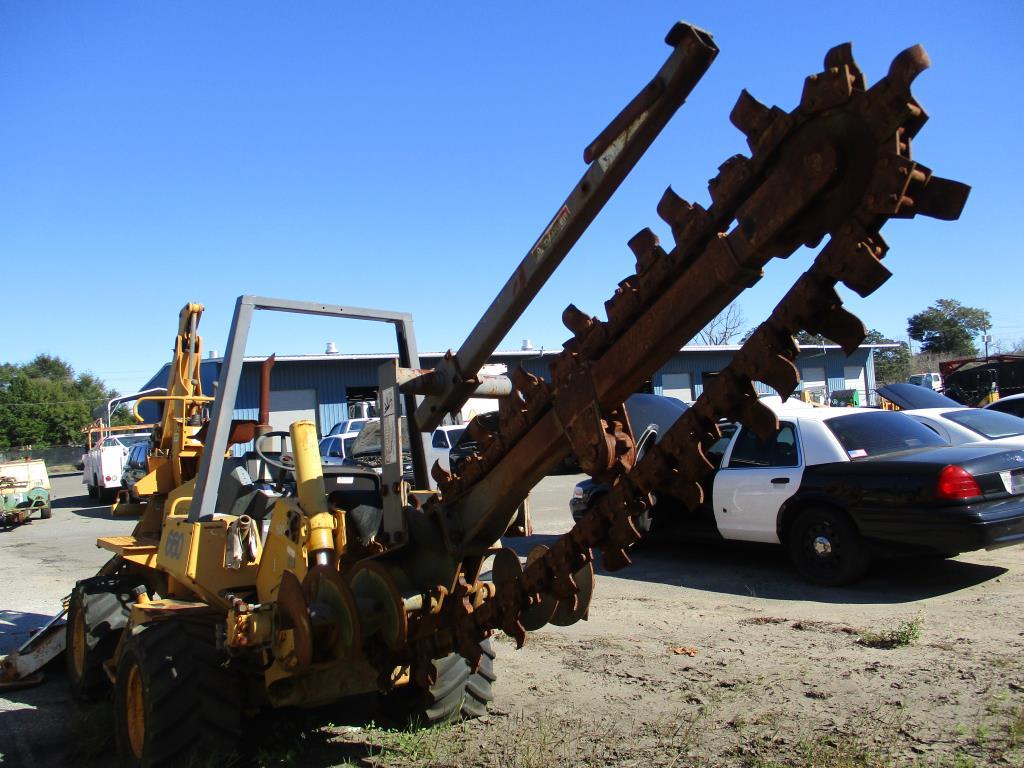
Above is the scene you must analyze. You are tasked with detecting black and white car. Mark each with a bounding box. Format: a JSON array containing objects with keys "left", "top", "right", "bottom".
[{"left": 571, "top": 406, "right": 1024, "bottom": 585}]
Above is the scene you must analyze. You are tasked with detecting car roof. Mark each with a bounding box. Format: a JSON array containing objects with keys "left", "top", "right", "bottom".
[
  {"left": 437, "top": 424, "right": 465, "bottom": 432},
  {"left": 321, "top": 431, "right": 359, "bottom": 441},
  {"left": 766, "top": 405, "right": 898, "bottom": 422}
]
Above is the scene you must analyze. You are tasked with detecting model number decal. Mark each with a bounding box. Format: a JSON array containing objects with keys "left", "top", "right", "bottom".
[{"left": 165, "top": 530, "right": 185, "bottom": 559}]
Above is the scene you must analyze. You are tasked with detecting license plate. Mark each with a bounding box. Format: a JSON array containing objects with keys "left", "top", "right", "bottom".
[{"left": 999, "top": 469, "right": 1024, "bottom": 495}]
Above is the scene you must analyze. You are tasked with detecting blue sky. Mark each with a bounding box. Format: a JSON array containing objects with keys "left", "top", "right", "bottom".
[{"left": 3, "top": 2, "right": 1022, "bottom": 394}]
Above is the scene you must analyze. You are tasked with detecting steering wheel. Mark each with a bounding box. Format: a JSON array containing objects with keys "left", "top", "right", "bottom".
[{"left": 254, "top": 431, "right": 296, "bottom": 473}]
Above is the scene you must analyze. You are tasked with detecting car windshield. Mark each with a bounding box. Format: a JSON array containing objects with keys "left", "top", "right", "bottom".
[
  {"left": 115, "top": 435, "right": 151, "bottom": 448},
  {"left": 446, "top": 428, "right": 465, "bottom": 447},
  {"left": 351, "top": 417, "right": 412, "bottom": 457},
  {"left": 941, "top": 409, "right": 1024, "bottom": 440},
  {"left": 342, "top": 436, "right": 357, "bottom": 456},
  {"left": 824, "top": 411, "right": 946, "bottom": 459}
]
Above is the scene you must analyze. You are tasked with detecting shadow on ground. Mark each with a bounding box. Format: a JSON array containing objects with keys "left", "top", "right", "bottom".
[
  {"left": 501, "top": 533, "right": 1006, "bottom": 605},
  {"left": 54, "top": 492, "right": 117, "bottom": 520},
  {"left": 0, "top": 668, "right": 393, "bottom": 768}
]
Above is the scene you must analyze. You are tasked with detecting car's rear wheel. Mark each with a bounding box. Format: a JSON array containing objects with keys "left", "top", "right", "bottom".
[{"left": 787, "top": 507, "right": 869, "bottom": 586}]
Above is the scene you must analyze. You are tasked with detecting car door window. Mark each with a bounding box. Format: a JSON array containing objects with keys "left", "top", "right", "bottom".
[
  {"left": 727, "top": 423, "right": 799, "bottom": 468},
  {"left": 706, "top": 423, "right": 738, "bottom": 467},
  {"left": 432, "top": 431, "right": 448, "bottom": 449}
]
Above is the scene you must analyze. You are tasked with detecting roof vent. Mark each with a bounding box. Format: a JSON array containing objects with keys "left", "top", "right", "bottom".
[
  {"left": 207, "top": 350, "right": 219, "bottom": 359},
  {"left": 325, "top": 341, "right": 339, "bottom": 354},
  {"left": 521, "top": 339, "right": 534, "bottom": 351}
]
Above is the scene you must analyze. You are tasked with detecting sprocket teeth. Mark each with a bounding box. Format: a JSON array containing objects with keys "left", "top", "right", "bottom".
[
  {"left": 902, "top": 174, "right": 971, "bottom": 222},
  {"left": 729, "top": 89, "right": 773, "bottom": 147},
  {"left": 887, "top": 44, "right": 931, "bottom": 91},
  {"left": 823, "top": 43, "right": 865, "bottom": 91}
]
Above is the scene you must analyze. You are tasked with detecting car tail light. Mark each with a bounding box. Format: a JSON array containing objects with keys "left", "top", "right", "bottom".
[
  {"left": 105, "top": 475, "right": 111, "bottom": 482},
  {"left": 936, "top": 465, "right": 982, "bottom": 500}
]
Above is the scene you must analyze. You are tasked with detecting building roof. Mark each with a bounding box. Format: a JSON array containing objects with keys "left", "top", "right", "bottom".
[{"left": 197, "top": 342, "right": 897, "bottom": 365}]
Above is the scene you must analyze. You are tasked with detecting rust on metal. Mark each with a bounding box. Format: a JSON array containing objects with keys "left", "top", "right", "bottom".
[{"left": 376, "top": 38, "right": 969, "bottom": 685}]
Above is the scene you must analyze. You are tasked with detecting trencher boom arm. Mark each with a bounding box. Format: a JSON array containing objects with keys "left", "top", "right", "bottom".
[
  {"left": 411, "top": 23, "right": 719, "bottom": 433},
  {"left": 387, "top": 31, "right": 969, "bottom": 679}
]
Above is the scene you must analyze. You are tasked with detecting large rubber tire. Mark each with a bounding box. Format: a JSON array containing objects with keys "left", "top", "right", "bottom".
[
  {"left": 88, "top": 483, "right": 99, "bottom": 500},
  {"left": 383, "top": 638, "right": 496, "bottom": 726},
  {"left": 40, "top": 505, "right": 52, "bottom": 519},
  {"left": 788, "top": 507, "right": 870, "bottom": 586},
  {"left": 114, "top": 620, "right": 242, "bottom": 767},
  {"left": 67, "top": 577, "right": 137, "bottom": 700}
]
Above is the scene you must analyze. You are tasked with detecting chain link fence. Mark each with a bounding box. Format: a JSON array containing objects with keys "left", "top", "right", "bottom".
[{"left": 0, "top": 445, "right": 84, "bottom": 472}]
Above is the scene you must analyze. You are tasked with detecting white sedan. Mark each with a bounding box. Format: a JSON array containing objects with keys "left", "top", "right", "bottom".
[{"left": 904, "top": 407, "right": 1024, "bottom": 449}]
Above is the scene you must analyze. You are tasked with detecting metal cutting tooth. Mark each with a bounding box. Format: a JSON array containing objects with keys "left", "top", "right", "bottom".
[
  {"left": 823, "top": 43, "right": 865, "bottom": 90},
  {"left": 627, "top": 228, "right": 665, "bottom": 273},
  {"left": 729, "top": 89, "right": 773, "bottom": 147}
]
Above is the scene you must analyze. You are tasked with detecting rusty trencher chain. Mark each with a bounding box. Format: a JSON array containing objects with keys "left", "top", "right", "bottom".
[{"left": 398, "top": 41, "right": 969, "bottom": 684}]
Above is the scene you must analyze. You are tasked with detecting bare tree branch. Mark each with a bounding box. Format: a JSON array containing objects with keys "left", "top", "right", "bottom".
[{"left": 696, "top": 303, "right": 746, "bottom": 345}]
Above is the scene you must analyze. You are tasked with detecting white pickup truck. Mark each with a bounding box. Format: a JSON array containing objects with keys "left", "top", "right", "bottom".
[{"left": 82, "top": 432, "right": 151, "bottom": 502}]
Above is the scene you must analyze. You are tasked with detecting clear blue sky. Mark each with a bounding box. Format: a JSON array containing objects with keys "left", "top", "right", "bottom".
[{"left": 3, "top": 2, "right": 1022, "bottom": 394}]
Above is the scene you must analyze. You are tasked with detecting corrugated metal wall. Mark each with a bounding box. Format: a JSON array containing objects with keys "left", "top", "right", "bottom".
[
  {"left": 653, "top": 347, "right": 874, "bottom": 402},
  {"left": 137, "top": 346, "right": 878, "bottom": 436}
]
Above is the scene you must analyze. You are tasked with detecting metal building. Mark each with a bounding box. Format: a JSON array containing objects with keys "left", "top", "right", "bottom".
[{"left": 138, "top": 343, "right": 889, "bottom": 436}]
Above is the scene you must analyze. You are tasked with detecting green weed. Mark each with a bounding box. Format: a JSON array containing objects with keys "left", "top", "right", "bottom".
[{"left": 858, "top": 615, "right": 923, "bottom": 649}]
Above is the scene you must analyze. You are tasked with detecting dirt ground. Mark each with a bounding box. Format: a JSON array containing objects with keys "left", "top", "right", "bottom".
[{"left": 2, "top": 473, "right": 1022, "bottom": 767}]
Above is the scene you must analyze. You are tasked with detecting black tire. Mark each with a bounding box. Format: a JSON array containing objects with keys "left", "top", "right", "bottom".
[
  {"left": 788, "top": 507, "right": 869, "bottom": 586},
  {"left": 40, "top": 505, "right": 52, "bottom": 519},
  {"left": 114, "top": 620, "right": 242, "bottom": 767},
  {"left": 100, "top": 485, "right": 117, "bottom": 503},
  {"left": 67, "top": 577, "right": 136, "bottom": 700},
  {"left": 383, "top": 638, "right": 496, "bottom": 726},
  {"left": 88, "top": 483, "right": 99, "bottom": 499}
]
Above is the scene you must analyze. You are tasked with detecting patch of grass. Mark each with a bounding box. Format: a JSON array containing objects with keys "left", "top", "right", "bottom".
[
  {"left": 1007, "top": 706, "right": 1024, "bottom": 749},
  {"left": 372, "top": 721, "right": 461, "bottom": 765},
  {"left": 858, "top": 615, "right": 923, "bottom": 649}
]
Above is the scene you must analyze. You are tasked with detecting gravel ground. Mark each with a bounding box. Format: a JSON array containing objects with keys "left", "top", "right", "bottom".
[{"left": 2, "top": 472, "right": 1022, "bottom": 767}]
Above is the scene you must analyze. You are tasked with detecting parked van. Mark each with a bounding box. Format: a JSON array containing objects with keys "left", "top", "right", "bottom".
[{"left": 908, "top": 372, "right": 942, "bottom": 391}]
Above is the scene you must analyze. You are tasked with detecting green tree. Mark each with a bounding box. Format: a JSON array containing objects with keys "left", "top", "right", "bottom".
[
  {"left": 863, "top": 329, "right": 911, "bottom": 385},
  {"left": 0, "top": 355, "right": 118, "bottom": 449},
  {"left": 907, "top": 299, "right": 991, "bottom": 356}
]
